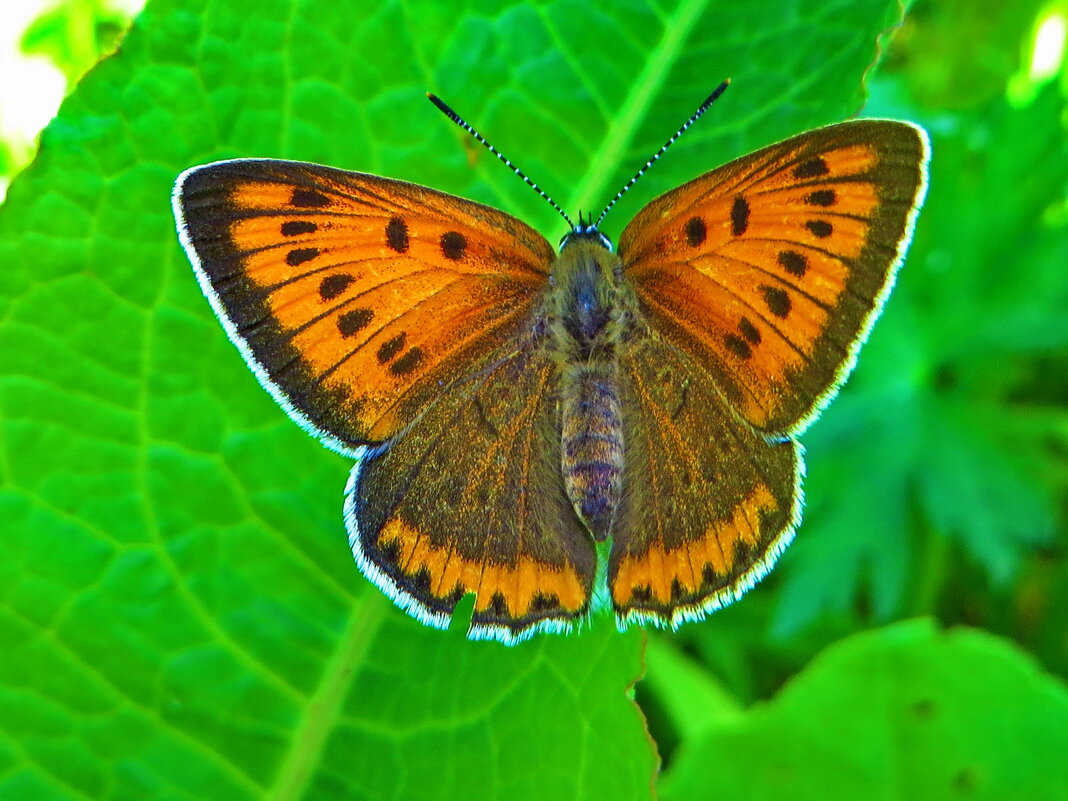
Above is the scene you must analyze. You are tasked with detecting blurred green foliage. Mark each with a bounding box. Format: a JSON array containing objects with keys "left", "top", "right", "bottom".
[
  {"left": 20, "top": 0, "right": 132, "bottom": 86},
  {"left": 0, "top": 0, "right": 138, "bottom": 195},
  {"left": 661, "top": 620, "right": 1068, "bottom": 800},
  {"left": 0, "top": 0, "right": 1066, "bottom": 799}
]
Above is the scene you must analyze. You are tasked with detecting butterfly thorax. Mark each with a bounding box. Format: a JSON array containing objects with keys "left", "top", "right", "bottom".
[{"left": 549, "top": 235, "right": 632, "bottom": 542}]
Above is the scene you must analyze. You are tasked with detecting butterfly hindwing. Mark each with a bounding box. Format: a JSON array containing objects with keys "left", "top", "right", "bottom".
[
  {"left": 619, "top": 120, "right": 930, "bottom": 436},
  {"left": 173, "top": 159, "right": 554, "bottom": 453},
  {"left": 348, "top": 340, "right": 596, "bottom": 643},
  {"left": 611, "top": 329, "right": 801, "bottom": 627}
]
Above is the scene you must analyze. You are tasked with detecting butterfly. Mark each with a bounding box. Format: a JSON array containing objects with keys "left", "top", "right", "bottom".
[{"left": 172, "top": 82, "right": 929, "bottom": 644}]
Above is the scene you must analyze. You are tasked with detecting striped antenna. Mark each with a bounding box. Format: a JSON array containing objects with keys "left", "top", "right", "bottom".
[
  {"left": 428, "top": 93, "right": 574, "bottom": 229},
  {"left": 594, "top": 79, "right": 730, "bottom": 229}
]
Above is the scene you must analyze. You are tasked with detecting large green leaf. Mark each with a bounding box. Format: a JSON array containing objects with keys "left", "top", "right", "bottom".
[
  {"left": 0, "top": 0, "right": 914, "bottom": 797},
  {"left": 660, "top": 620, "right": 1068, "bottom": 801}
]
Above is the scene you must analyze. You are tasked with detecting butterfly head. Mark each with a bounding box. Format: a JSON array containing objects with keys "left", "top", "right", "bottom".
[{"left": 559, "top": 213, "right": 614, "bottom": 253}]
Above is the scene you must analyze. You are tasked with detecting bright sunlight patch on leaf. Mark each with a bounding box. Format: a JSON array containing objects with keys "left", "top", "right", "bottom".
[
  {"left": 0, "top": 2, "right": 65, "bottom": 199},
  {"left": 0, "top": 0, "right": 145, "bottom": 201},
  {"left": 1030, "top": 8, "right": 1067, "bottom": 79}
]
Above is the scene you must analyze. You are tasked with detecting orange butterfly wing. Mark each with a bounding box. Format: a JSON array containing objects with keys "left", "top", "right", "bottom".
[
  {"left": 174, "top": 160, "right": 597, "bottom": 641},
  {"left": 173, "top": 159, "right": 552, "bottom": 453},
  {"left": 618, "top": 120, "right": 930, "bottom": 436},
  {"left": 607, "top": 120, "right": 929, "bottom": 625}
]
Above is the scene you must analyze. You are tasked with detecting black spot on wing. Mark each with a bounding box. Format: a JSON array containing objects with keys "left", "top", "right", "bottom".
[
  {"left": 489, "top": 593, "right": 509, "bottom": 616},
  {"left": 738, "top": 317, "right": 761, "bottom": 345},
  {"left": 731, "top": 196, "right": 749, "bottom": 236},
  {"left": 805, "top": 220, "right": 833, "bottom": 238},
  {"left": 410, "top": 567, "right": 434, "bottom": 595},
  {"left": 389, "top": 347, "right": 424, "bottom": 376},
  {"left": 337, "top": 308, "right": 373, "bottom": 337},
  {"left": 386, "top": 216, "right": 409, "bottom": 253},
  {"left": 377, "top": 333, "right": 406, "bottom": 363},
  {"left": 291, "top": 188, "right": 331, "bottom": 207},
  {"left": 793, "top": 157, "right": 829, "bottom": 179},
  {"left": 761, "top": 285, "right": 791, "bottom": 318},
  {"left": 630, "top": 585, "right": 653, "bottom": 604},
  {"left": 805, "top": 189, "right": 835, "bottom": 206},
  {"left": 530, "top": 593, "right": 561, "bottom": 613},
  {"left": 778, "top": 250, "right": 807, "bottom": 276},
  {"left": 286, "top": 248, "right": 319, "bottom": 266},
  {"left": 685, "top": 216, "right": 706, "bottom": 247},
  {"left": 724, "top": 334, "right": 752, "bottom": 359},
  {"left": 440, "top": 231, "right": 466, "bottom": 260},
  {"left": 281, "top": 220, "right": 317, "bottom": 236},
  {"left": 320, "top": 273, "right": 355, "bottom": 301}
]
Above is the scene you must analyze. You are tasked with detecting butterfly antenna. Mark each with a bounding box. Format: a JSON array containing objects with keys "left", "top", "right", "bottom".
[
  {"left": 594, "top": 79, "right": 731, "bottom": 229},
  {"left": 428, "top": 93, "right": 574, "bottom": 229}
]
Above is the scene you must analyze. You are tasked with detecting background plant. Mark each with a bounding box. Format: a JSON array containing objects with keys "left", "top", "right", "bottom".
[{"left": 1, "top": 0, "right": 1066, "bottom": 799}]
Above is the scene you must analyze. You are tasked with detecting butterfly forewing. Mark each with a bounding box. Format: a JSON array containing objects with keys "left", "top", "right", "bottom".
[
  {"left": 619, "top": 120, "right": 929, "bottom": 436},
  {"left": 173, "top": 159, "right": 554, "bottom": 452}
]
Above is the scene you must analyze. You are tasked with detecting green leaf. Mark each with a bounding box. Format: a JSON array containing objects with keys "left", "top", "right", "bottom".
[
  {"left": 0, "top": 0, "right": 917, "bottom": 797},
  {"left": 639, "top": 632, "right": 744, "bottom": 750},
  {"left": 661, "top": 619, "right": 1068, "bottom": 801}
]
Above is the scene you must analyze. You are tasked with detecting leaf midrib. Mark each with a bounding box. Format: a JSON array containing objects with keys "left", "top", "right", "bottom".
[{"left": 267, "top": 591, "right": 389, "bottom": 801}]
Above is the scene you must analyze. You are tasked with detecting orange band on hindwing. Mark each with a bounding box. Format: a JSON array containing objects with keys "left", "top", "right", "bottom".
[
  {"left": 611, "top": 483, "right": 777, "bottom": 607},
  {"left": 377, "top": 518, "right": 587, "bottom": 618}
]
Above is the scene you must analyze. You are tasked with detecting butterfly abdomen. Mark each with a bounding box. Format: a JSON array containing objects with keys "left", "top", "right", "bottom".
[
  {"left": 549, "top": 238, "right": 632, "bottom": 541},
  {"left": 560, "top": 364, "right": 624, "bottom": 542}
]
